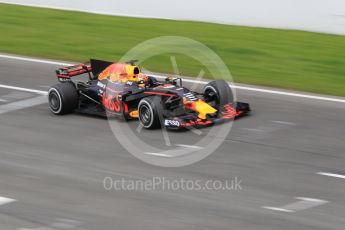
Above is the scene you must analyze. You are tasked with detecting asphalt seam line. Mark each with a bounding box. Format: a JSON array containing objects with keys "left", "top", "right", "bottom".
[{"left": 1, "top": 54, "right": 345, "bottom": 103}]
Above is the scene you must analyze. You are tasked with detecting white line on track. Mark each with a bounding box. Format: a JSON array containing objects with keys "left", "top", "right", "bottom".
[
  {"left": 233, "top": 85, "right": 345, "bottom": 103},
  {"left": 262, "top": 197, "right": 328, "bottom": 213},
  {"left": 0, "top": 196, "right": 16, "bottom": 206},
  {"left": 0, "top": 84, "right": 47, "bottom": 95},
  {"left": 144, "top": 152, "right": 173, "bottom": 158},
  {"left": 1, "top": 53, "right": 345, "bottom": 103},
  {"left": 0, "top": 95, "right": 47, "bottom": 114},
  {"left": 317, "top": 172, "right": 345, "bottom": 179},
  {"left": 262, "top": 206, "right": 294, "bottom": 213},
  {"left": 144, "top": 147, "right": 202, "bottom": 158},
  {"left": 2, "top": 92, "right": 34, "bottom": 100},
  {"left": 0, "top": 54, "right": 70, "bottom": 66},
  {"left": 175, "top": 144, "right": 203, "bottom": 149}
]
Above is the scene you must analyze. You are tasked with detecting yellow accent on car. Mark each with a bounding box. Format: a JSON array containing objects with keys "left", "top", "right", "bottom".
[
  {"left": 125, "top": 65, "right": 140, "bottom": 82},
  {"left": 194, "top": 100, "right": 217, "bottom": 119}
]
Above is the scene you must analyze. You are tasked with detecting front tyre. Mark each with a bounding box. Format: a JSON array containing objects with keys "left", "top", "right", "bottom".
[
  {"left": 203, "top": 80, "right": 234, "bottom": 106},
  {"left": 48, "top": 83, "right": 78, "bottom": 115},
  {"left": 138, "top": 97, "right": 163, "bottom": 129}
]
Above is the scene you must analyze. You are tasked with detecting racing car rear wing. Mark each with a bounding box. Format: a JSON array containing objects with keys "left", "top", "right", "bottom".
[
  {"left": 55, "top": 63, "right": 93, "bottom": 82},
  {"left": 55, "top": 59, "right": 116, "bottom": 82}
]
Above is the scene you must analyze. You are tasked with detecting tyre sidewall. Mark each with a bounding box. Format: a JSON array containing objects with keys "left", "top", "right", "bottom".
[
  {"left": 138, "top": 97, "right": 162, "bottom": 129},
  {"left": 48, "top": 83, "right": 78, "bottom": 115},
  {"left": 48, "top": 87, "right": 63, "bottom": 114}
]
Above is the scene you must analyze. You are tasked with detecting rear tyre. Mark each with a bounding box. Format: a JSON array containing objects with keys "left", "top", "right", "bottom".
[
  {"left": 138, "top": 97, "right": 163, "bottom": 129},
  {"left": 48, "top": 83, "right": 78, "bottom": 115},
  {"left": 203, "top": 80, "right": 234, "bottom": 106}
]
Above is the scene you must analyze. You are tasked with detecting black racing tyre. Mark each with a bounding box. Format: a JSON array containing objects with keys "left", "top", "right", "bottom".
[
  {"left": 203, "top": 80, "right": 234, "bottom": 106},
  {"left": 48, "top": 83, "right": 78, "bottom": 115},
  {"left": 138, "top": 96, "right": 163, "bottom": 129}
]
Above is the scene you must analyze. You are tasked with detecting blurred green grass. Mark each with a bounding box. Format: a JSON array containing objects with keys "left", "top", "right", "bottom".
[{"left": 1, "top": 3, "right": 345, "bottom": 96}]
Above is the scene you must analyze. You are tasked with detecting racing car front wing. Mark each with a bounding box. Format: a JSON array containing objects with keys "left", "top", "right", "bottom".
[{"left": 164, "top": 102, "right": 250, "bottom": 130}]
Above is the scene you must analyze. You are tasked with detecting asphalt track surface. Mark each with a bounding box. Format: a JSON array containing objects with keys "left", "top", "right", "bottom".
[{"left": 0, "top": 56, "right": 345, "bottom": 230}]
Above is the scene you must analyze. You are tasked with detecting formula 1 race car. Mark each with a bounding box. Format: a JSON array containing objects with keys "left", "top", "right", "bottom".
[{"left": 48, "top": 59, "right": 250, "bottom": 130}]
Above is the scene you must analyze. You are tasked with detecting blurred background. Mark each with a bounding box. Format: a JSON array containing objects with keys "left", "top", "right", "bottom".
[{"left": 3, "top": 0, "right": 345, "bottom": 35}]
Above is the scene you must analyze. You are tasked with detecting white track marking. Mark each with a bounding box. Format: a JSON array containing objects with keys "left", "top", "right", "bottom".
[
  {"left": 0, "top": 99, "right": 7, "bottom": 102},
  {"left": 317, "top": 172, "right": 345, "bottom": 179},
  {"left": 296, "top": 197, "right": 327, "bottom": 202},
  {"left": 144, "top": 152, "right": 173, "bottom": 158},
  {"left": 0, "top": 95, "right": 47, "bottom": 114},
  {"left": 0, "top": 54, "right": 70, "bottom": 66},
  {"left": 2, "top": 91, "right": 34, "bottom": 100},
  {"left": 262, "top": 206, "right": 294, "bottom": 213},
  {"left": 0, "top": 196, "right": 16, "bottom": 206},
  {"left": 262, "top": 197, "right": 328, "bottom": 213},
  {"left": 1, "top": 53, "right": 345, "bottom": 103},
  {"left": 0, "top": 84, "right": 47, "bottom": 95},
  {"left": 233, "top": 85, "right": 345, "bottom": 103},
  {"left": 176, "top": 144, "right": 203, "bottom": 149},
  {"left": 286, "top": 197, "right": 328, "bottom": 211},
  {"left": 144, "top": 149, "right": 201, "bottom": 158}
]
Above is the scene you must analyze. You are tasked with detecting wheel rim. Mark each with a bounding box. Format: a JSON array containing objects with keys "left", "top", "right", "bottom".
[
  {"left": 49, "top": 91, "right": 60, "bottom": 111},
  {"left": 139, "top": 104, "right": 152, "bottom": 126},
  {"left": 204, "top": 87, "right": 219, "bottom": 103}
]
